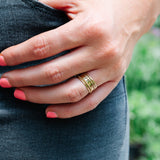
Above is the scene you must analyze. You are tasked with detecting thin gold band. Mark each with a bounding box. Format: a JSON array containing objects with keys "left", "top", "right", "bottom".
[{"left": 77, "top": 73, "right": 97, "bottom": 93}]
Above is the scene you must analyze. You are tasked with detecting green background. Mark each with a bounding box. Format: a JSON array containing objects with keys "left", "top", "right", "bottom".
[{"left": 127, "top": 16, "right": 160, "bottom": 160}]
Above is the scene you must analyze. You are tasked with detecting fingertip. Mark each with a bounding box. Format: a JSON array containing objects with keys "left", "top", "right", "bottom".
[
  {"left": 14, "top": 89, "right": 26, "bottom": 101},
  {"left": 0, "top": 78, "right": 12, "bottom": 88},
  {"left": 0, "top": 55, "right": 7, "bottom": 66},
  {"left": 46, "top": 111, "right": 58, "bottom": 118}
]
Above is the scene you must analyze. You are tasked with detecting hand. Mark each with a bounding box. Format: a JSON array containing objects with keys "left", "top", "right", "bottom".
[{"left": 0, "top": 0, "right": 159, "bottom": 118}]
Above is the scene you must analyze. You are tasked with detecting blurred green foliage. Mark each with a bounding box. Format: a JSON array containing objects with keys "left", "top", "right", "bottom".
[
  {"left": 154, "top": 15, "right": 160, "bottom": 28},
  {"left": 126, "top": 17, "right": 160, "bottom": 160}
]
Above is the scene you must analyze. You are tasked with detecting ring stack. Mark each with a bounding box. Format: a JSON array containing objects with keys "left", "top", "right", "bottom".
[{"left": 77, "top": 73, "right": 97, "bottom": 93}]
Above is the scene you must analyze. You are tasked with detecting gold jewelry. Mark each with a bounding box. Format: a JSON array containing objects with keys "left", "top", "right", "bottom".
[{"left": 77, "top": 73, "right": 97, "bottom": 93}]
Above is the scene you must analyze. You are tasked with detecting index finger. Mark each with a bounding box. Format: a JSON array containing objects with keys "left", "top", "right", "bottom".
[{"left": 0, "top": 18, "right": 84, "bottom": 66}]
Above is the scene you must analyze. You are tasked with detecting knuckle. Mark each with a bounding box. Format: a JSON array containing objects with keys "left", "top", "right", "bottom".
[
  {"left": 86, "top": 99, "right": 97, "bottom": 111},
  {"left": 107, "top": 43, "right": 120, "bottom": 58},
  {"left": 66, "top": 87, "right": 84, "bottom": 102},
  {"left": 93, "top": 42, "right": 121, "bottom": 62},
  {"left": 44, "top": 65, "right": 63, "bottom": 83},
  {"left": 62, "top": 111, "right": 73, "bottom": 119},
  {"left": 32, "top": 35, "right": 50, "bottom": 58},
  {"left": 99, "top": 42, "right": 121, "bottom": 60},
  {"left": 83, "top": 21, "right": 106, "bottom": 39},
  {"left": 57, "top": 106, "right": 73, "bottom": 119}
]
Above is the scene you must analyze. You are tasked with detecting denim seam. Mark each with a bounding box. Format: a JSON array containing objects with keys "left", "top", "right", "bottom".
[{"left": 117, "top": 76, "right": 129, "bottom": 160}]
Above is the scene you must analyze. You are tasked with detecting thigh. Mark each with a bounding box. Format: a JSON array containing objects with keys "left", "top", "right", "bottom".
[{"left": 0, "top": 78, "right": 129, "bottom": 160}]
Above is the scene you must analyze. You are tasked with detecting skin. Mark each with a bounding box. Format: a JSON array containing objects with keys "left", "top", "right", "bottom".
[{"left": 0, "top": 0, "right": 160, "bottom": 118}]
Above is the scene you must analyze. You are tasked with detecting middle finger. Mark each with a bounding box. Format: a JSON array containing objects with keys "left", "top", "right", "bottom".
[
  {"left": 13, "top": 69, "right": 108, "bottom": 104},
  {"left": 0, "top": 47, "right": 99, "bottom": 87}
]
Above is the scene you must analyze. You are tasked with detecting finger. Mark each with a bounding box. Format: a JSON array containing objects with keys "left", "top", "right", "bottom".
[
  {"left": 1, "top": 47, "right": 98, "bottom": 87},
  {"left": 0, "top": 17, "right": 84, "bottom": 66},
  {"left": 45, "top": 81, "right": 118, "bottom": 119},
  {"left": 13, "top": 69, "right": 108, "bottom": 104}
]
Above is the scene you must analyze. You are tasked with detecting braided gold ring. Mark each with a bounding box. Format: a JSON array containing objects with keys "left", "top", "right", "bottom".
[{"left": 77, "top": 73, "right": 97, "bottom": 93}]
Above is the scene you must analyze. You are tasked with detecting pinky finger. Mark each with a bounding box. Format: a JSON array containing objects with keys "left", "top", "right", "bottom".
[{"left": 46, "top": 81, "right": 118, "bottom": 119}]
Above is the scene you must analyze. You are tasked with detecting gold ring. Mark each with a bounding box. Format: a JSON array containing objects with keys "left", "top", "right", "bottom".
[{"left": 77, "top": 73, "right": 97, "bottom": 93}]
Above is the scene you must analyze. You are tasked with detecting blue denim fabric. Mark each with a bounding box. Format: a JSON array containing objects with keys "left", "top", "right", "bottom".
[{"left": 0, "top": 0, "right": 129, "bottom": 159}]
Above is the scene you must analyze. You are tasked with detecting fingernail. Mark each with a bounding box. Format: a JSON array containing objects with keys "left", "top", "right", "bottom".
[
  {"left": 0, "top": 55, "right": 7, "bottom": 66},
  {"left": 14, "top": 89, "right": 26, "bottom": 101},
  {"left": 0, "top": 78, "right": 12, "bottom": 88},
  {"left": 46, "top": 112, "right": 58, "bottom": 118}
]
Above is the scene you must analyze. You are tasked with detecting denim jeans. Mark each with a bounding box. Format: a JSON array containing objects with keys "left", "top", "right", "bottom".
[{"left": 0, "top": 0, "right": 129, "bottom": 159}]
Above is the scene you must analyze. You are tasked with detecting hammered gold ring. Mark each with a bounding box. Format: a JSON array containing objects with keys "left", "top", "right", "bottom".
[{"left": 77, "top": 73, "right": 97, "bottom": 93}]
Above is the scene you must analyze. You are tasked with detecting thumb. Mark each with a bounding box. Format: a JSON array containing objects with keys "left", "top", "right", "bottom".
[{"left": 38, "top": 0, "right": 77, "bottom": 11}]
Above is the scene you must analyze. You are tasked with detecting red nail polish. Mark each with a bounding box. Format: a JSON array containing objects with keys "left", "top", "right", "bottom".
[
  {"left": 46, "top": 112, "right": 58, "bottom": 118},
  {"left": 0, "top": 55, "right": 7, "bottom": 66},
  {"left": 14, "top": 89, "right": 26, "bottom": 101},
  {"left": 0, "top": 78, "right": 12, "bottom": 88}
]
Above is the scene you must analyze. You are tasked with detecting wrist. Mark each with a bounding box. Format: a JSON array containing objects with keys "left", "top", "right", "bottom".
[
  {"left": 158, "top": 1, "right": 160, "bottom": 15},
  {"left": 152, "top": 0, "right": 160, "bottom": 18},
  {"left": 154, "top": 0, "right": 160, "bottom": 16},
  {"left": 140, "top": 0, "right": 160, "bottom": 34}
]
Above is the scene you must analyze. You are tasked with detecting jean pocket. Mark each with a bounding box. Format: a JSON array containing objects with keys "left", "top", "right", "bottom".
[
  {"left": 21, "top": 0, "right": 69, "bottom": 21},
  {"left": 22, "top": 0, "right": 56, "bottom": 13}
]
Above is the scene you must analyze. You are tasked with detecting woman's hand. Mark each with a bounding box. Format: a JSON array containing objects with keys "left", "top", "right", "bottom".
[{"left": 0, "top": 0, "right": 159, "bottom": 118}]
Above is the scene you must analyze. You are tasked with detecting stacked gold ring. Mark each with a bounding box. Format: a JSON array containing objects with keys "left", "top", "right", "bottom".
[{"left": 77, "top": 73, "right": 97, "bottom": 93}]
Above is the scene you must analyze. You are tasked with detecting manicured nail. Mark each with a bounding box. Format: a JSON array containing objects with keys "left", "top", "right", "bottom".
[
  {"left": 14, "top": 89, "right": 26, "bottom": 101},
  {"left": 46, "top": 111, "right": 58, "bottom": 118},
  {"left": 0, "top": 55, "right": 7, "bottom": 66},
  {"left": 0, "top": 78, "right": 12, "bottom": 88}
]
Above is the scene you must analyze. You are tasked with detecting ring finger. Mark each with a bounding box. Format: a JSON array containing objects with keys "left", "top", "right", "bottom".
[{"left": 13, "top": 69, "right": 110, "bottom": 104}]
